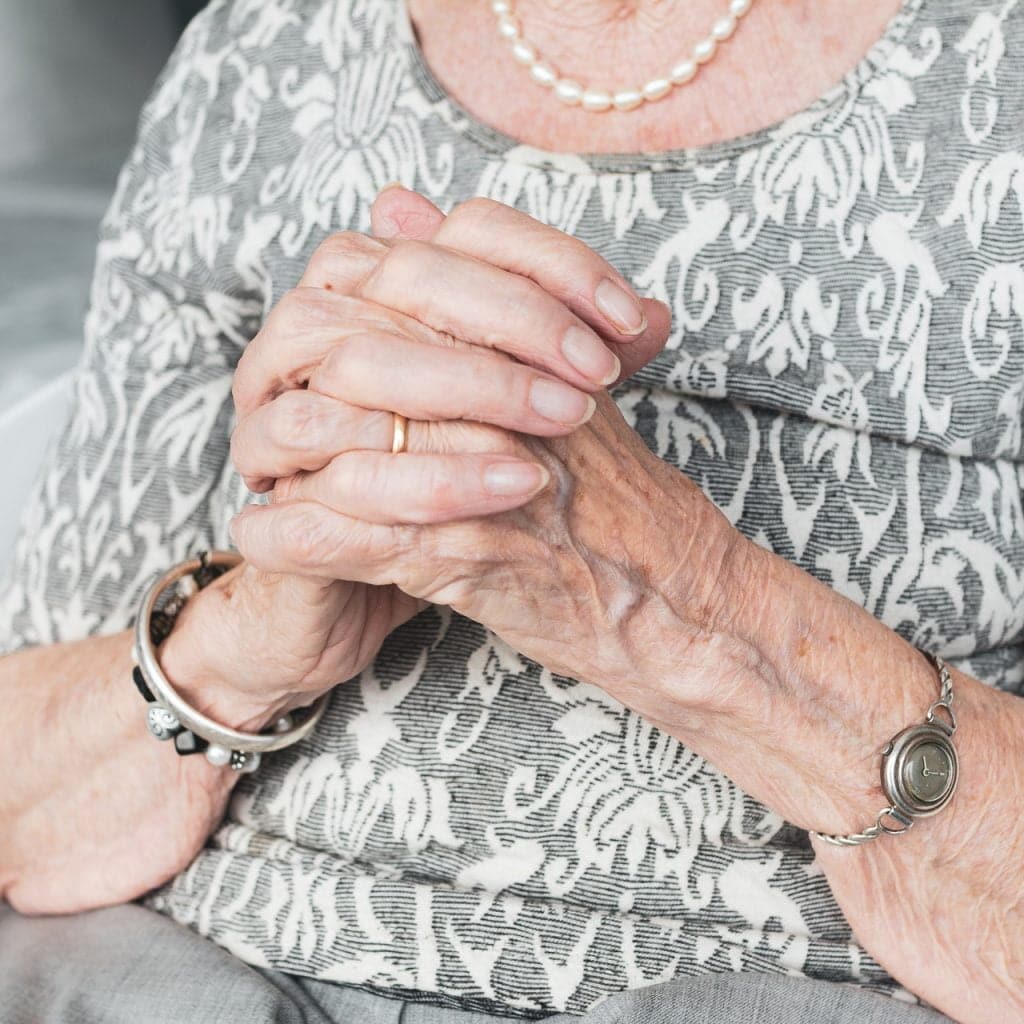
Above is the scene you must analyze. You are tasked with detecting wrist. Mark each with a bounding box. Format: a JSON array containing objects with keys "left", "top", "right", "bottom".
[
  {"left": 637, "top": 509, "right": 949, "bottom": 833},
  {"left": 157, "top": 562, "right": 303, "bottom": 733},
  {"left": 697, "top": 540, "right": 961, "bottom": 833},
  {"left": 632, "top": 499, "right": 772, "bottom": 712}
]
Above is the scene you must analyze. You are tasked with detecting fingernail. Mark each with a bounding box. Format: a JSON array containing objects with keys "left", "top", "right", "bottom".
[
  {"left": 561, "top": 325, "right": 621, "bottom": 385},
  {"left": 595, "top": 277, "right": 647, "bottom": 336},
  {"left": 484, "top": 460, "right": 551, "bottom": 496},
  {"left": 379, "top": 180, "right": 407, "bottom": 193},
  {"left": 529, "top": 379, "right": 597, "bottom": 425}
]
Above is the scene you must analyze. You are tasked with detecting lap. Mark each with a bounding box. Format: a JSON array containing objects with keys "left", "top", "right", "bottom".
[
  {"left": 0, "top": 900, "right": 512, "bottom": 1024},
  {"left": 0, "top": 899, "right": 329, "bottom": 1024},
  {"left": 574, "top": 972, "right": 955, "bottom": 1024},
  {"left": 0, "top": 900, "right": 954, "bottom": 1024}
]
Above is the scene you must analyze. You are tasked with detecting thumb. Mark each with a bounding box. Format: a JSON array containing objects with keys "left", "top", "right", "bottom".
[{"left": 371, "top": 182, "right": 446, "bottom": 240}]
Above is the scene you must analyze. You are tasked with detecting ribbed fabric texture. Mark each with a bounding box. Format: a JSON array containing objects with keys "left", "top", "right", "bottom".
[{"left": 1, "top": 0, "right": 1021, "bottom": 1016}]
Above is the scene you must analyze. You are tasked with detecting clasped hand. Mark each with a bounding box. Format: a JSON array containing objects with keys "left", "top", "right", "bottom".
[{"left": 226, "top": 187, "right": 747, "bottom": 717}]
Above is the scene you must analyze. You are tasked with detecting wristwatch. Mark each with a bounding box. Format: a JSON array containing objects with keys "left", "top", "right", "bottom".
[{"left": 810, "top": 650, "right": 958, "bottom": 847}]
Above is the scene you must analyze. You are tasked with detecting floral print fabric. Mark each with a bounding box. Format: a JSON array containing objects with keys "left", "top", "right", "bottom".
[{"left": 2, "top": 0, "right": 1023, "bottom": 1015}]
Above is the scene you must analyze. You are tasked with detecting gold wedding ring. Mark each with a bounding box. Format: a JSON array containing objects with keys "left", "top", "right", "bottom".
[{"left": 391, "top": 412, "right": 409, "bottom": 454}]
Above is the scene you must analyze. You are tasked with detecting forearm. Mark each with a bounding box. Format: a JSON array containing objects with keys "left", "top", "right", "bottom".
[
  {"left": 646, "top": 537, "right": 1024, "bottom": 1023},
  {"left": 0, "top": 570, "right": 288, "bottom": 915}
]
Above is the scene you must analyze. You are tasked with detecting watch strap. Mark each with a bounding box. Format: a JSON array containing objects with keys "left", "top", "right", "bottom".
[{"left": 810, "top": 651, "right": 957, "bottom": 848}]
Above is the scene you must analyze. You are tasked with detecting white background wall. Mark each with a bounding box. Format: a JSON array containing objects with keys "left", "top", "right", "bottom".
[{"left": 0, "top": 0, "right": 179, "bottom": 174}]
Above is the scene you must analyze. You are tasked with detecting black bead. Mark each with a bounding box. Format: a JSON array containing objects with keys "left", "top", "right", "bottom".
[
  {"left": 193, "top": 564, "right": 223, "bottom": 590},
  {"left": 173, "top": 730, "right": 209, "bottom": 756},
  {"left": 149, "top": 610, "right": 175, "bottom": 646},
  {"left": 132, "top": 665, "right": 156, "bottom": 704}
]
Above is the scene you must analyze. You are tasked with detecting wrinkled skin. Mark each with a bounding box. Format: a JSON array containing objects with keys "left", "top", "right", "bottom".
[
  {"left": 178, "top": 188, "right": 676, "bottom": 726},
  {"left": 242, "top": 382, "right": 744, "bottom": 716}
]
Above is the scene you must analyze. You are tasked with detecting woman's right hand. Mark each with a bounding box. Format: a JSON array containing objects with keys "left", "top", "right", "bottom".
[{"left": 162, "top": 188, "right": 671, "bottom": 732}]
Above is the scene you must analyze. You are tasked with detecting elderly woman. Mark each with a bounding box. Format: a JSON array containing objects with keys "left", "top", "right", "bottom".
[{"left": 0, "top": 0, "right": 1021, "bottom": 1021}]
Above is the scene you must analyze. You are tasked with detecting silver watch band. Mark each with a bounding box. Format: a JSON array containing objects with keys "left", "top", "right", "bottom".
[{"left": 810, "top": 652, "right": 958, "bottom": 848}]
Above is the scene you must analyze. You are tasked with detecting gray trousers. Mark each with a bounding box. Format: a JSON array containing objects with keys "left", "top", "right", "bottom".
[{"left": 0, "top": 900, "right": 954, "bottom": 1023}]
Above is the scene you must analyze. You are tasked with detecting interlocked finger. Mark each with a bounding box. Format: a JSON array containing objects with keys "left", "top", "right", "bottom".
[
  {"left": 275, "top": 449, "right": 551, "bottom": 526},
  {"left": 232, "top": 286, "right": 453, "bottom": 422},
  {"left": 231, "top": 390, "right": 394, "bottom": 492},
  {"left": 308, "top": 330, "right": 597, "bottom": 434},
  {"left": 357, "top": 237, "right": 621, "bottom": 390}
]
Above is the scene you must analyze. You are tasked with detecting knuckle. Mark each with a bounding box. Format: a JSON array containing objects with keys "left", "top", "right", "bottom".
[
  {"left": 272, "top": 391, "right": 326, "bottom": 451},
  {"left": 417, "top": 461, "right": 461, "bottom": 522},
  {"left": 542, "top": 240, "right": 594, "bottom": 289},
  {"left": 309, "top": 230, "right": 380, "bottom": 276},
  {"left": 228, "top": 420, "right": 250, "bottom": 471},
  {"left": 270, "top": 287, "right": 306, "bottom": 325},
  {"left": 363, "top": 237, "right": 423, "bottom": 291},
  {"left": 232, "top": 333, "right": 275, "bottom": 414},
  {"left": 316, "top": 229, "right": 366, "bottom": 256},
  {"left": 337, "top": 449, "right": 384, "bottom": 495},
  {"left": 274, "top": 285, "right": 339, "bottom": 329},
  {"left": 315, "top": 333, "right": 374, "bottom": 391},
  {"left": 571, "top": 247, "right": 603, "bottom": 280},
  {"left": 272, "top": 473, "right": 300, "bottom": 503},
  {"left": 453, "top": 354, "right": 510, "bottom": 423},
  {"left": 492, "top": 272, "right": 547, "bottom": 329},
  {"left": 448, "top": 196, "right": 505, "bottom": 228},
  {"left": 337, "top": 331, "right": 378, "bottom": 371},
  {"left": 281, "top": 508, "right": 336, "bottom": 568},
  {"left": 231, "top": 357, "right": 255, "bottom": 413}
]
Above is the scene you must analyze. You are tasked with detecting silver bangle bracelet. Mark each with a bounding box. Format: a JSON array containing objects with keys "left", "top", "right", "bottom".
[
  {"left": 810, "top": 650, "right": 958, "bottom": 847},
  {"left": 132, "top": 550, "right": 331, "bottom": 772}
]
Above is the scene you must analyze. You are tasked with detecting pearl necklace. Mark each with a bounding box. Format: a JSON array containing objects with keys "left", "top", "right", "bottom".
[{"left": 490, "top": 0, "right": 754, "bottom": 112}]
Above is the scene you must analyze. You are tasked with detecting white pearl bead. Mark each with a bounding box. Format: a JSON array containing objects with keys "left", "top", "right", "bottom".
[
  {"left": 641, "top": 78, "right": 672, "bottom": 101},
  {"left": 729, "top": 0, "right": 752, "bottom": 16},
  {"left": 530, "top": 61, "right": 558, "bottom": 86},
  {"left": 711, "top": 14, "right": 736, "bottom": 41},
  {"left": 497, "top": 15, "right": 520, "bottom": 40},
  {"left": 554, "top": 78, "right": 584, "bottom": 105},
  {"left": 491, "top": 0, "right": 512, "bottom": 13},
  {"left": 510, "top": 40, "right": 536, "bottom": 65},
  {"left": 669, "top": 59, "right": 697, "bottom": 85},
  {"left": 613, "top": 89, "right": 644, "bottom": 111},
  {"left": 693, "top": 37, "right": 717, "bottom": 64},
  {"left": 239, "top": 752, "right": 262, "bottom": 774},
  {"left": 205, "top": 743, "right": 232, "bottom": 767},
  {"left": 581, "top": 89, "right": 612, "bottom": 112},
  {"left": 273, "top": 714, "right": 294, "bottom": 734}
]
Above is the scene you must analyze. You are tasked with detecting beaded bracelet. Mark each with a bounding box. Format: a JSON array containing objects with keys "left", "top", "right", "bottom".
[{"left": 131, "top": 550, "right": 330, "bottom": 772}]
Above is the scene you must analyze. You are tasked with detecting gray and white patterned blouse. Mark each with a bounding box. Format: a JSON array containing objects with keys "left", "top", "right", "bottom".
[{"left": 2, "top": 0, "right": 1023, "bottom": 1016}]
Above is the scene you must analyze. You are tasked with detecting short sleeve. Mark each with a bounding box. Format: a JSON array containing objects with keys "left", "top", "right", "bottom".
[{"left": 0, "top": 0, "right": 262, "bottom": 656}]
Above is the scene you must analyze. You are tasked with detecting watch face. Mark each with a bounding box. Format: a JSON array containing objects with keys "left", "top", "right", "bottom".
[
  {"left": 883, "top": 724, "right": 958, "bottom": 818},
  {"left": 902, "top": 741, "right": 955, "bottom": 804}
]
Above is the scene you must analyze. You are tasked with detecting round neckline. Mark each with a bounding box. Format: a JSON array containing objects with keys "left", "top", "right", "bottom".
[{"left": 395, "top": 0, "right": 926, "bottom": 174}]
